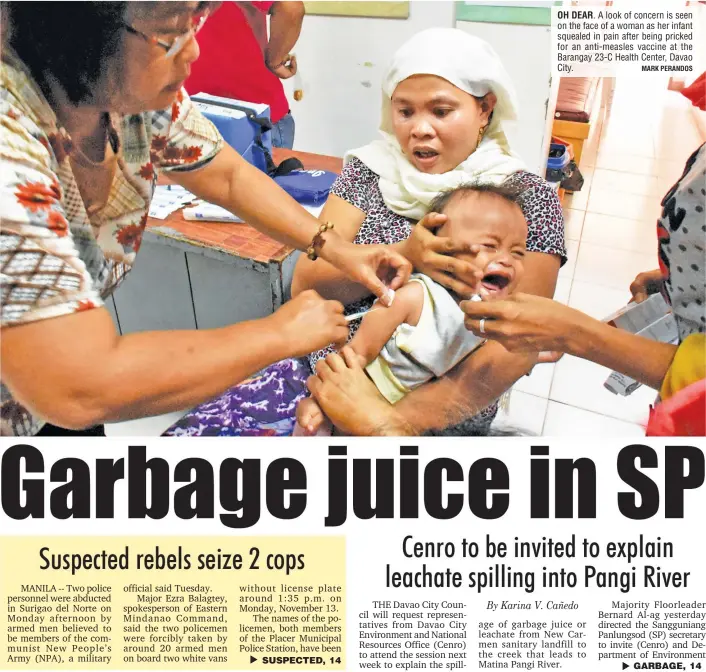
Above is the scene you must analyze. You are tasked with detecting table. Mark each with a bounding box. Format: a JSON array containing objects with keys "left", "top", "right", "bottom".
[{"left": 108, "top": 149, "right": 342, "bottom": 335}]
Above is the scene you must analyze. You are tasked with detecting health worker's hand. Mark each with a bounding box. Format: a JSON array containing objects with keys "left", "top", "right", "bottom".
[
  {"left": 461, "top": 292, "right": 587, "bottom": 355},
  {"left": 324, "top": 236, "right": 412, "bottom": 307},
  {"left": 629, "top": 268, "right": 664, "bottom": 304},
  {"left": 269, "top": 290, "right": 348, "bottom": 357}
]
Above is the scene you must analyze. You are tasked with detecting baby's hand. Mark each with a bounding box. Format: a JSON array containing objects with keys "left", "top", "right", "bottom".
[{"left": 296, "top": 397, "right": 328, "bottom": 436}]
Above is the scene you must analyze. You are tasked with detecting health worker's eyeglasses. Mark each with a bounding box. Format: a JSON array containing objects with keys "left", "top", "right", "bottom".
[{"left": 122, "top": 11, "right": 209, "bottom": 58}]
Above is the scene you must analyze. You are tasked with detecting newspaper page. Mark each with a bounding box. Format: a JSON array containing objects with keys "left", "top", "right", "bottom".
[
  {"left": 1, "top": 0, "right": 705, "bottom": 671},
  {"left": 1, "top": 439, "right": 705, "bottom": 672}
]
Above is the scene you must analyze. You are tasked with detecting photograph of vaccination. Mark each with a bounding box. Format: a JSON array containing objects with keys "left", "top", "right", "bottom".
[{"left": 1, "top": 0, "right": 704, "bottom": 438}]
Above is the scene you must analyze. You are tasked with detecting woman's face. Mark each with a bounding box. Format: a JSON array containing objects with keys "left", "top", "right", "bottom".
[
  {"left": 100, "top": 2, "right": 205, "bottom": 114},
  {"left": 391, "top": 75, "right": 495, "bottom": 174}
]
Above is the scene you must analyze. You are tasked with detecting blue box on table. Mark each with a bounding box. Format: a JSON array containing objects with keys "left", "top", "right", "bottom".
[{"left": 191, "top": 92, "right": 273, "bottom": 173}]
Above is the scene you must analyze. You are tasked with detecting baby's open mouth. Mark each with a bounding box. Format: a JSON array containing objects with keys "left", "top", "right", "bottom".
[{"left": 481, "top": 271, "right": 512, "bottom": 296}]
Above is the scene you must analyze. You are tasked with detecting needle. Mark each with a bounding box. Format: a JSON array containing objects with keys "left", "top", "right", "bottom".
[
  {"left": 344, "top": 288, "right": 395, "bottom": 322},
  {"left": 345, "top": 308, "right": 380, "bottom": 322}
]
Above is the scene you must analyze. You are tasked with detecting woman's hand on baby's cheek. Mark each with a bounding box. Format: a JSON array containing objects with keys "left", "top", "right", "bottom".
[
  {"left": 405, "top": 212, "right": 482, "bottom": 296},
  {"left": 451, "top": 256, "right": 484, "bottom": 295},
  {"left": 426, "top": 253, "right": 483, "bottom": 298},
  {"left": 404, "top": 212, "right": 448, "bottom": 268}
]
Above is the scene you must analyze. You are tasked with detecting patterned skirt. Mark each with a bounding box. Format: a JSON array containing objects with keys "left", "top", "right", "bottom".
[
  {"left": 163, "top": 355, "right": 499, "bottom": 437},
  {"left": 163, "top": 358, "right": 310, "bottom": 437}
]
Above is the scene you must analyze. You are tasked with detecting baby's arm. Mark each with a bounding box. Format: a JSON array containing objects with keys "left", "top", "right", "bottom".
[
  {"left": 296, "top": 282, "right": 424, "bottom": 435},
  {"left": 348, "top": 281, "right": 425, "bottom": 366}
]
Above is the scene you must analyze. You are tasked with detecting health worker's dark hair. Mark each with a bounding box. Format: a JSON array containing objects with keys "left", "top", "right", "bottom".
[{"left": 2, "top": 1, "right": 129, "bottom": 104}]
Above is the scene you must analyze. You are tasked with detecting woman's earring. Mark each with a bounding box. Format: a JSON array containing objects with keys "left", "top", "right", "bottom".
[{"left": 476, "top": 124, "right": 487, "bottom": 149}]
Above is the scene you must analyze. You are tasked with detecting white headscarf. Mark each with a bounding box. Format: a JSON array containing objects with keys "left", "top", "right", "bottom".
[{"left": 347, "top": 28, "right": 526, "bottom": 220}]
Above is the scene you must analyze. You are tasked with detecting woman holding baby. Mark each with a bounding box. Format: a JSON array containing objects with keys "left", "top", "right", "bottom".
[{"left": 167, "top": 28, "right": 567, "bottom": 437}]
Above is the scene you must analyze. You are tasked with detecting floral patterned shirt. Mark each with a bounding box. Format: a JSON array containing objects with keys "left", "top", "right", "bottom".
[{"left": 0, "top": 50, "right": 223, "bottom": 436}]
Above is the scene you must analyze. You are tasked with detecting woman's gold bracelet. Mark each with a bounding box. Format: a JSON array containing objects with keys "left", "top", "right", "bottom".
[{"left": 306, "top": 222, "right": 334, "bottom": 261}]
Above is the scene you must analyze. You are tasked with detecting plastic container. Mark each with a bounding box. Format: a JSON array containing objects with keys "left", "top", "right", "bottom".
[
  {"left": 191, "top": 93, "right": 273, "bottom": 174},
  {"left": 550, "top": 135, "right": 574, "bottom": 160},
  {"left": 545, "top": 143, "right": 571, "bottom": 183}
]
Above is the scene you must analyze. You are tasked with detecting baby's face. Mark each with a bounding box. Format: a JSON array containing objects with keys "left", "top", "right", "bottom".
[{"left": 437, "top": 192, "right": 527, "bottom": 299}]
